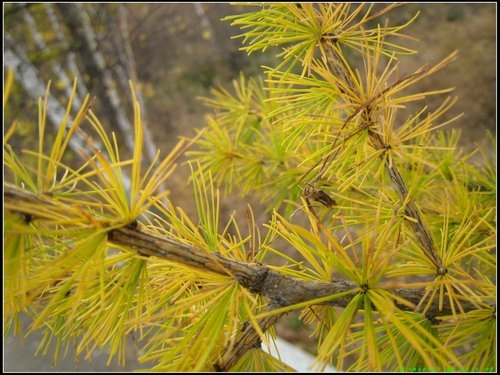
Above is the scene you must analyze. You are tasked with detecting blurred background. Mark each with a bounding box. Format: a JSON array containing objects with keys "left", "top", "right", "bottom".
[{"left": 3, "top": 3, "right": 496, "bottom": 371}]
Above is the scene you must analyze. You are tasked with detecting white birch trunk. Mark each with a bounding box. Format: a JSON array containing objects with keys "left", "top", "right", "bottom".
[
  {"left": 22, "top": 7, "right": 84, "bottom": 112},
  {"left": 5, "top": 33, "right": 132, "bottom": 191},
  {"left": 42, "top": 3, "right": 89, "bottom": 101},
  {"left": 60, "top": 3, "right": 136, "bottom": 155},
  {"left": 116, "top": 4, "right": 159, "bottom": 165}
]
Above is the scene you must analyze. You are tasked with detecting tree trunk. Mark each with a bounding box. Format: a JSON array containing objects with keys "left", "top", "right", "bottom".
[{"left": 55, "top": 3, "right": 135, "bottom": 156}]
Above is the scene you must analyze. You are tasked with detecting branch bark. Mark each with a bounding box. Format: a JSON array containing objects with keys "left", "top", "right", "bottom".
[
  {"left": 4, "top": 183, "right": 484, "bottom": 318},
  {"left": 106, "top": 226, "right": 483, "bottom": 317},
  {"left": 4, "top": 183, "right": 491, "bottom": 370},
  {"left": 215, "top": 308, "right": 286, "bottom": 371}
]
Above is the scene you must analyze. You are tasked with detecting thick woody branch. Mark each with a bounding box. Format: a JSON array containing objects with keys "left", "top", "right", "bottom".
[
  {"left": 214, "top": 309, "right": 286, "bottom": 371},
  {"left": 4, "top": 183, "right": 490, "bottom": 371},
  {"left": 107, "top": 226, "right": 480, "bottom": 316},
  {"left": 4, "top": 183, "right": 482, "bottom": 318}
]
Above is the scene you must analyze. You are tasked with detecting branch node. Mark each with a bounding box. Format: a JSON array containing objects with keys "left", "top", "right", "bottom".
[
  {"left": 425, "top": 313, "right": 439, "bottom": 325},
  {"left": 238, "top": 264, "right": 269, "bottom": 294},
  {"left": 436, "top": 267, "right": 448, "bottom": 276},
  {"left": 360, "top": 283, "right": 370, "bottom": 294}
]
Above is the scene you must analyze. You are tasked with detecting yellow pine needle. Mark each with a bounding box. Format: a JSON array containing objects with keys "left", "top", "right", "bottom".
[
  {"left": 315, "top": 293, "right": 362, "bottom": 367},
  {"left": 362, "top": 293, "right": 382, "bottom": 371},
  {"left": 44, "top": 80, "right": 90, "bottom": 192}
]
